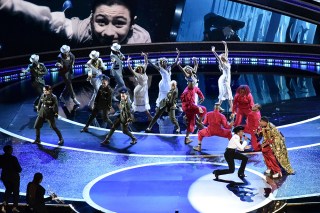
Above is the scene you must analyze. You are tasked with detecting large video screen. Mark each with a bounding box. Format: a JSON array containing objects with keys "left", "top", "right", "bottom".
[
  {"left": 0, "top": 0, "right": 318, "bottom": 57},
  {"left": 176, "top": 0, "right": 318, "bottom": 43}
]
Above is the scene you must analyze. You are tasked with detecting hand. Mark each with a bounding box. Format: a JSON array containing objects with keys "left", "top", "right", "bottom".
[
  {"left": 54, "top": 113, "right": 58, "bottom": 118},
  {"left": 192, "top": 57, "right": 197, "bottom": 61},
  {"left": 229, "top": 121, "right": 234, "bottom": 126},
  {"left": 230, "top": 113, "right": 235, "bottom": 118},
  {"left": 243, "top": 135, "right": 249, "bottom": 141},
  {"left": 244, "top": 145, "right": 251, "bottom": 150},
  {"left": 198, "top": 107, "right": 204, "bottom": 113},
  {"left": 211, "top": 46, "right": 215, "bottom": 52},
  {"left": 222, "top": 40, "right": 227, "bottom": 45},
  {"left": 176, "top": 48, "right": 180, "bottom": 54},
  {"left": 141, "top": 52, "right": 147, "bottom": 56},
  {"left": 55, "top": 62, "right": 63, "bottom": 68}
]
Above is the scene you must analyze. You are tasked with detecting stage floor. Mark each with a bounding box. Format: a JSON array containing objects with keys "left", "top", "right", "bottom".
[{"left": 1, "top": 75, "right": 320, "bottom": 212}]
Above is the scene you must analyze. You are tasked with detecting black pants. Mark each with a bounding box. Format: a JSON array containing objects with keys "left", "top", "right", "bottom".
[
  {"left": 32, "top": 81, "right": 44, "bottom": 106},
  {"left": 34, "top": 116, "right": 63, "bottom": 140},
  {"left": 85, "top": 107, "right": 113, "bottom": 128},
  {"left": 105, "top": 118, "right": 135, "bottom": 140},
  {"left": 147, "top": 106, "right": 179, "bottom": 130},
  {"left": 60, "top": 72, "right": 76, "bottom": 99},
  {"left": 215, "top": 148, "right": 248, "bottom": 176},
  {"left": 2, "top": 178, "right": 20, "bottom": 207}
]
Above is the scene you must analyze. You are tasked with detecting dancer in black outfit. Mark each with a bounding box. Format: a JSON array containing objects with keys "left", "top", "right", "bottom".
[{"left": 213, "top": 126, "right": 251, "bottom": 179}]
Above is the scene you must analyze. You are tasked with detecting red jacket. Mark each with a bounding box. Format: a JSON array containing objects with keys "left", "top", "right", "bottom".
[
  {"left": 203, "top": 109, "right": 232, "bottom": 130},
  {"left": 245, "top": 110, "right": 261, "bottom": 131},
  {"left": 181, "top": 86, "right": 204, "bottom": 111},
  {"left": 232, "top": 93, "right": 254, "bottom": 113}
]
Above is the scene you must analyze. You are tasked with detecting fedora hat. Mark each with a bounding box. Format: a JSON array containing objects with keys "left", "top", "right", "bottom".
[
  {"left": 233, "top": 125, "right": 245, "bottom": 134},
  {"left": 111, "top": 43, "right": 121, "bottom": 51},
  {"left": 60, "top": 45, "right": 70, "bottom": 54},
  {"left": 89, "top": 50, "right": 100, "bottom": 59},
  {"left": 29, "top": 54, "right": 39, "bottom": 63}
]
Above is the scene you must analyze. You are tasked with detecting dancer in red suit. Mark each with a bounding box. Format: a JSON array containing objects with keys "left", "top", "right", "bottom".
[
  {"left": 181, "top": 78, "right": 207, "bottom": 144},
  {"left": 193, "top": 103, "right": 234, "bottom": 151},
  {"left": 231, "top": 85, "right": 254, "bottom": 126},
  {"left": 244, "top": 104, "right": 262, "bottom": 151}
]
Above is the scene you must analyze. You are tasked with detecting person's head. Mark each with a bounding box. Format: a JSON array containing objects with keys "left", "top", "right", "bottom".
[
  {"left": 252, "top": 104, "right": 261, "bottom": 111},
  {"left": 43, "top": 85, "right": 53, "bottom": 95},
  {"left": 236, "top": 85, "right": 251, "bottom": 96},
  {"left": 89, "top": 50, "right": 100, "bottom": 60},
  {"left": 159, "top": 58, "right": 168, "bottom": 68},
  {"left": 183, "top": 65, "right": 194, "bottom": 75},
  {"left": 3, "top": 145, "right": 13, "bottom": 155},
  {"left": 135, "top": 65, "right": 144, "bottom": 74},
  {"left": 60, "top": 45, "right": 70, "bottom": 57},
  {"left": 119, "top": 87, "right": 128, "bottom": 100},
  {"left": 29, "top": 54, "right": 39, "bottom": 65},
  {"left": 233, "top": 125, "right": 245, "bottom": 136},
  {"left": 259, "top": 116, "right": 269, "bottom": 127},
  {"left": 219, "top": 53, "right": 228, "bottom": 63},
  {"left": 187, "top": 78, "right": 194, "bottom": 88},
  {"left": 32, "top": 172, "right": 43, "bottom": 184},
  {"left": 100, "top": 75, "right": 110, "bottom": 87},
  {"left": 170, "top": 80, "right": 177, "bottom": 90},
  {"left": 90, "top": 0, "right": 137, "bottom": 44}
]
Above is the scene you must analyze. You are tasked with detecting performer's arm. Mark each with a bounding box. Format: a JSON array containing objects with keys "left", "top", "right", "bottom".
[
  {"left": 234, "top": 136, "right": 248, "bottom": 151},
  {"left": 41, "top": 64, "right": 48, "bottom": 75},
  {"left": 37, "top": 94, "right": 43, "bottom": 111},
  {"left": 196, "top": 87, "right": 205, "bottom": 101},
  {"left": 99, "top": 59, "right": 107, "bottom": 72},
  {"left": 127, "top": 56, "right": 138, "bottom": 77},
  {"left": 53, "top": 95, "right": 59, "bottom": 115},
  {"left": 248, "top": 93, "right": 254, "bottom": 109},
  {"left": 170, "top": 48, "right": 180, "bottom": 68},
  {"left": 148, "top": 59, "right": 160, "bottom": 71},
  {"left": 211, "top": 46, "right": 223, "bottom": 65},
  {"left": 177, "top": 61, "right": 189, "bottom": 78},
  {"left": 107, "top": 88, "right": 113, "bottom": 110},
  {"left": 141, "top": 52, "right": 148, "bottom": 71},
  {"left": 222, "top": 41, "right": 229, "bottom": 59},
  {"left": 221, "top": 115, "right": 233, "bottom": 129},
  {"left": 203, "top": 114, "right": 208, "bottom": 126},
  {"left": 192, "top": 57, "right": 198, "bottom": 73}
]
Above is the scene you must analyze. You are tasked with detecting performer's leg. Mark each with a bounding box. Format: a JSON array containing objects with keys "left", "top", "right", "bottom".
[
  {"left": 185, "top": 111, "right": 196, "bottom": 144},
  {"left": 101, "top": 118, "right": 120, "bottom": 145},
  {"left": 34, "top": 116, "right": 44, "bottom": 143},
  {"left": 262, "top": 146, "right": 281, "bottom": 175},
  {"left": 216, "top": 128, "right": 233, "bottom": 140},
  {"left": 82, "top": 107, "right": 99, "bottom": 132},
  {"left": 214, "top": 149, "right": 235, "bottom": 177},
  {"left": 234, "top": 111, "right": 244, "bottom": 126},
  {"left": 250, "top": 132, "right": 261, "bottom": 151},
  {"left": 48, "top": 118, "right": 64, "bottom": 145},
  {"left": 146, "top": 107, "right": 165, "bottom": 131},
  {"left": 169, "top": 108, "right": 180, "bottom": 133},
  {"left": 234, "top": 152, "right": 248, "bottom": 177},
  {"left": 102, "top": 109, "right": 113, "bottom": 128},
  {"left": 12, "top": 178, "right": 20, "bottom": 209},
  {"left": 193, "top": 128, "right": 210, "bottom": 151},
  {"left": 121, "top": 123, "right": 137, "bottom": 144}
]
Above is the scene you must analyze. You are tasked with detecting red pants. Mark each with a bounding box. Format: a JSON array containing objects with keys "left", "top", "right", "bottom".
[
  {"left": 198, "top": 127, "right": 232, "bottom": 141},
  {"left": 185, "top": 106, "right": 206, "bottom": 133},
  {"left": 262, "top": 145, "right": 281, "bottom": 174},
  {"left": 244, "top": 127, "right": 261, "bottom": 151},
  {"left": 234, "top": 108, "right": 251, "bottom": 126}
]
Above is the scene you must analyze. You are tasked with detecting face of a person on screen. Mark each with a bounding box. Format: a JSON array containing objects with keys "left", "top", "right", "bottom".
[{"left": 91, "top": 4, "right": 133, "bottom": 44}]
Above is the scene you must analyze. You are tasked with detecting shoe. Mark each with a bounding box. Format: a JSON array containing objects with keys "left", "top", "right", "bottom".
[
  {"left": 101, "top": 139, "right": 110, "bottom": 146},
  {"left": 213, "top": 171, "right": 219, "bottom": 180},
  {"left": 272, "top": 173, "right": 282, "bottom": 179},
  {"left": 73, "top": 98, "right": 80, "bottom": 106},
  {"left": 58, "top": 139, "right": 64, "bottom": 146},
  {"left": 1, "top": 206, "right": 6, "bottom": 213},
  {"left": 130, "top": 138, "right": 137, "bottom": 145},
  {"left": 184, "top": 137, "right": 193, "bottom": 144},
  {"left": 238, "top": 173, "right": 247, "bottom": 179},
  {"left": 80, "top": 127, "right": 89, "bottom": 133},
  {"left": 12, "top": 207, "right": 19, "bottom": 213},
  {"left": 145, "top": 128, "right": 152, "bottom": 133},
  {"left": 265, "top": 169, "right": 271, "bottom": 174},
  {"left": 175, "top": 128, "right": 180, "bottom": 134},
  {"left": 193, "top": 145, "right": 201, "bottom": 151},
  {"left": 32, "top": 139, "right": 41, "bottom": 144}
]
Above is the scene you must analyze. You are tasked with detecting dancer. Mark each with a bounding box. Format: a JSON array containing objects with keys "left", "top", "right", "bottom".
[
  {"left": 193, "top": 103, "right": 234, "bottom": 151},
  {"left": 0, "top": 145, "right": 22, "bottom": 213},
  {"left": 81, "top": 75, "right": 113, "bottom": 132},
  {"left": 244, "top": 104, "right": 262, "bottom": 151},
  {"left": 180, "top": 78, "right": 207, "bottom": 144},
  {"left": 86, "top": 50, "right": 106, "bottom": 109},
  {"left": 176, "top": 50, "right": 199, "bottom": 84},
  {"left": 145, "top": 80, "right": 180, "bottom": 133},
  {"left": 127, "top": 52, "right": 152, "bottom": 121},
  {"left": 22, "top": 54, "right": 48, "bottom": 110},
  {"left": 211, "top": 41, "right": 233, "bottom": 111},
  {"left": 110, "top": 43, "right": 126, "bottom": 101},
  {"left": 257, "top": 116, "right": 295, "bottom": 178},
  {"left": 33, "top": 85, "right": 64, "bottom": 146},
  {"left": 213, "top": 126, "right": 251, "bottom": 179},
  {"left": 101, "top": 87, "right": 137, "bottom": 146},
  {"left": 231, "top": 85, "right": 254, "bottom": 126},
  {"left": 149, "top": 49, "right": 180, "bottom": 108},
  {"left": 55, "top": 45, "right": 80, "bottom": 106}
]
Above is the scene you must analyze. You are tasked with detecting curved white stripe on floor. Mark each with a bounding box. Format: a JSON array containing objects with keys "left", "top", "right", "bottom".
[{"left": 0, "top": 114, "right": 319, "bottom": 157}]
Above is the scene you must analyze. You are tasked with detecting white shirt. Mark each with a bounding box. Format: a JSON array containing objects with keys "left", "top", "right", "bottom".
[{"left": 227, "top": 134, "right": 247, "bottom": 151}]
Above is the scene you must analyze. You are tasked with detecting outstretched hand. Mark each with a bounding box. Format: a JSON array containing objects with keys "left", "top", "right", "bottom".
[
  {"left": 211, "top": 46, "right": 215, "bottom": 52},
  {"left": 176, "top": 48, "right": 180, "bottom": 54},
  {"left": 222, "top": 40, "right": 227, "bottom": 45},
  {"left": 141, "top": 52, "right": 147, "bottom": 56}
]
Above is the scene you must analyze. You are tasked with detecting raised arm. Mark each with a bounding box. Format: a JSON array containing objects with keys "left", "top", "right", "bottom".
[
  {"left": 127, "top": 56, "right": 137, "bottom": 76},
  {"left": 222, "top": 41, "right": 229, "bottom": 59},
  {"left": 192, "top": 57, "right": 198, "bottom": 73},
  {"left": 171, "top": 48, "right": 180, "bottom": 68},
  {"left": 148, "top": 59, "right": 160, "bottom": 71},
  {"left": 211, "top": 46, "right": 223, "bottom": 65},
  {"left": 177, "top": 61, "right": 189, "bottom": 78},
  {"left": 141, "top": 52, "right": 148, "bottom": 71}
]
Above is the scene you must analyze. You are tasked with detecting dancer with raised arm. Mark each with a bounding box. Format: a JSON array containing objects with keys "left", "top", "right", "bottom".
[
  {"left": 127, "top": 52, "right": 152, "bottom": 121},
  {"left": 211, "top": 41, "right": 233, "bottom": 111},
  {"left": 148, "top": 49, "right": 180, "bottom": 108},
  {"left": 86, "top": 50, "right": 107, "bottom": 109},
  {"left": 110, "top": 43, "right": 126, "bottom": 101}
]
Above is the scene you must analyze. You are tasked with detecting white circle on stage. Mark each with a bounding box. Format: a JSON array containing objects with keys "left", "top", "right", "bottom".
[{"left": 187, "top": 164, "right": 276, "bottom": 213}]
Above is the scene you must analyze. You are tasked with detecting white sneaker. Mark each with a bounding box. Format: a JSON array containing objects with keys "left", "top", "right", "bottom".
[
  {"left": 272, "top": 173, "right": 282, "bottom": 178},
  {"left": 1, "top": 206, "right": 6, "bottom": 213},
  {"left": 265, "top": 169, "right": 271, "bottom": 174}
]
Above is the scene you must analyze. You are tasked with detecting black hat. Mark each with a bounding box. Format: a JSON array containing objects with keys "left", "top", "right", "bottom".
[
  {"left": 100, "top": 74, "right": 110, "bottom": 82},
  {"left": 233, "top": 125, "right": 244, "bottom": 134},
  {"left": 118, "top": 87, "right": 128, "bottom": 94}
]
